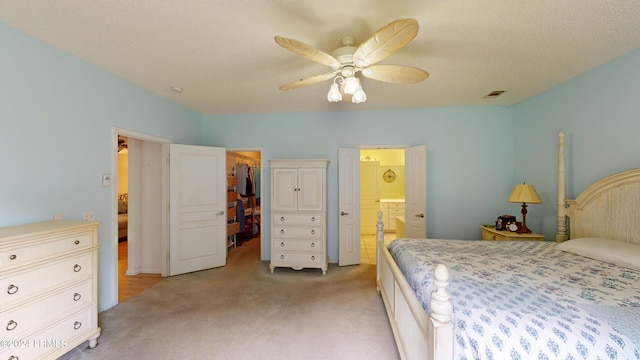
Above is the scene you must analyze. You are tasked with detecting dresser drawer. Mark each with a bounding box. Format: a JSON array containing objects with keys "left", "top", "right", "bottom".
[
  {"left": 273, "top": 214, "right": 323, "bottom": 225},
  {"left": 272, "top": 251, "right": 324, "bottom": 265},
  {"left": 272, "top": 226, "right": 323, "bottom": 239},
  {"left": 273, "top": 239, "right": 323, "bottom": 252},
  {"left": 1, "top": 231, "right": 93, "bottom": 270},
  {"left": 1, "top": 252, "right": 93, "bottom": 308},
  {"left": 481, "top": 228, "right": 507, "bottom": 240},
  {"left": 480, "top": 226, "right": 544, "bottom": 241},
  {"left": 386, "top": 202, "right": 404, "bottom": 210},
  {"left": 0, "top": 306, "right": 94, "bottom": 359},
  {"left": 1, "top": 279, "right": 92, "bottom": 340}
]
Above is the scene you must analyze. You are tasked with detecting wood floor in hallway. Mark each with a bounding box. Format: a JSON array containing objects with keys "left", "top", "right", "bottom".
[{"left": 118, "top": 241, "right": 163, "bottom": 302}]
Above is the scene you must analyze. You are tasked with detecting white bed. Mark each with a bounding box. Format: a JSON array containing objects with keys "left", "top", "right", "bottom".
[{"left": 376, "top": 132, "right": 640, "bottom": 360}]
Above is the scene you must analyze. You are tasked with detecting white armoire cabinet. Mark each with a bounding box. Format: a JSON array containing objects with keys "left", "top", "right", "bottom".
[
  {"left": 0, "top": 220, "right": 101, "bottom": 360},
  {"left": 269, "top": 159, "right": 328, "bottom": 275}
]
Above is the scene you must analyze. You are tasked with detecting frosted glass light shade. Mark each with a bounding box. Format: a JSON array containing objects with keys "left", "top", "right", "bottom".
[
  {"left": 352, "top": 89, "right": 367, "bottom": 104},
  {"left": 327, "top": 83, "right": 342, "bottom": 102},
  {"left": 343, "top": 76, "right": 360, "bottom": 95}
]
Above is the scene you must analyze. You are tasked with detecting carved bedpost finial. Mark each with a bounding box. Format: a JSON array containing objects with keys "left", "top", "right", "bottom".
[
  {"left": 376, "top": 210, "right": 385, "bottom": 291},
  {"left": 376, "top": 210, "right": 384, "bottom": 243},
  {"left": 430, "top": 264, "right": 453, "bottom": 324},
  {"left": 556, "top": 131, "right": 569, "bottom": 242}
]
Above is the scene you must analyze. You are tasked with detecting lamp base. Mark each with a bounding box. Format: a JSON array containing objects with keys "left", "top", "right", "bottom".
[
  {"left": 517, "top": 202, "right": 532, "bottom": 234},
  {"left": 516, "top": 224, "right": 532, "bottom": 234}
]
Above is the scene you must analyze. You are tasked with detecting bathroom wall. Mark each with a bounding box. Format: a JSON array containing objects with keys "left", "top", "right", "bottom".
[{"left": 360, "top": 149, "right": 405, "bottom": 199}]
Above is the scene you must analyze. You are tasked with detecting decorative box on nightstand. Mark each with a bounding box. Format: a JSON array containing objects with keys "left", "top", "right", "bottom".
[{"left": 480, "top": 225, "right": 544, "bottom": 241}]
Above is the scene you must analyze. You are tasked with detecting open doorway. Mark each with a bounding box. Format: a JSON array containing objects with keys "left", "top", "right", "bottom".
[
  {"left": 112, "top": 133, "right": 264, "bottom": 303},
  {"left": 359, "top": 148, "right": 405, "bottom": 265},
  {"left": 114, "top": 131, "right": 168, "bottom": 303},
  {"left": 226, "top": 150, "right": 262, "bottom": 260}
]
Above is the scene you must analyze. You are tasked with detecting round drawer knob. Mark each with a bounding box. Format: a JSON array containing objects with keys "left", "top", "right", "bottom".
[
  {"left": 311, "top": 255, "right": 315, "bottom": 260},
  {"left": 74, "top": 321, "right": 82, "bottom": 330},
  {"left": 6, "top": 320, "right": 17, "bottom": 331},
  {"left": 310, "top": 230, "right": 315, "bottom": 235},
  {"left": 280, "top": 229, "right": 285, "bottom": 235},
  {"left": 75, "top": 240, "right": 80, "bottom": 245},
  {"left": 311, "top": 217, "right": 316, "bottom": 222},
  {"left": 7, "top": 284, "right": 18, "bottom": 295},
  {"left": 74, "top": 293, "right": 82, "bottom": 301},
  {"left": 280, "top": 255, "right": 285, "bottom": 260},
  {"left": 9, "top": 254, "right": 17, "bottom": 260},
  {"left": 311, "top": 242, "right": 315, "bottom": 248},
  {"left": 280, "top": 217, "right": 285, "bottom": 221},
  {"left": 74, "top": 264, "right": 82, "bottom": 272},
  {"left": 280, "top": 242, "right": 285, "bottom": 247}
]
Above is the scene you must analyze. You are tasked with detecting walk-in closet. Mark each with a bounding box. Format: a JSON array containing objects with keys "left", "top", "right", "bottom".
[{"left": 226, "top": 151, "right": 261, "bottom": 251}]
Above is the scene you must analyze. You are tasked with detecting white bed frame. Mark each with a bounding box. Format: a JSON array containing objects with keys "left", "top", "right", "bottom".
[{"left": 376, "top": 131, "right": 640, "bottom": 360}]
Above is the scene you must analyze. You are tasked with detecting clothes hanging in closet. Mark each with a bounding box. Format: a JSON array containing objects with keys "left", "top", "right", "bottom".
[
  {"left": 236, "top": 199, "right": 245, "bottom": 231},
  {"left": 234, "top": 163, "right": 255, "bottom": 197},
  {"left": 253, "top": 167, "right": 260, "bottom": 199}
]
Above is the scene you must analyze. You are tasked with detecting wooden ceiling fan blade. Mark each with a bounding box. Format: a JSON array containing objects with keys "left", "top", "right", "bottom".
[
  {"left": 353, "top": 19, "right": 419, "bottom": 68},
  {"left": 279, "top": 72, "right": 337, "bottom": 90},
  {"left": 275, "top": 36, "right": 342, "bottom": 70},
  {"left": 361, "top": 65, "right": 429, "bottom": 84}
]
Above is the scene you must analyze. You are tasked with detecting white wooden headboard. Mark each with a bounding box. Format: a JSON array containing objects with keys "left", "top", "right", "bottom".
[{"left": 556, "top": 132, "right": 640, "bottom": 245}]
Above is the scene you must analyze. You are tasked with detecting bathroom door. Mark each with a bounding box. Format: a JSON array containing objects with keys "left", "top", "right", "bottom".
[
  {"left": 338, "top": 148, "right": 360, "bottom": 266},
  {"left": 404, "top": 145, "right": 427, "bottom": 238}
]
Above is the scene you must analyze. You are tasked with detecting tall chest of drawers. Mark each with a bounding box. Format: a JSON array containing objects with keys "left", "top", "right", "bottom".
[
  {"left": 0, "top": 220, "right": 101, "bottom": 359},
  {"left": 269, "top": 159, "right": 328, "bottom": 275}
]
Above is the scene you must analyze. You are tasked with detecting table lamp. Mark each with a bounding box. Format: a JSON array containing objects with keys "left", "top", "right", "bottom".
[{"left": 508, "top": 182, "right": 542, "bottom": 234}]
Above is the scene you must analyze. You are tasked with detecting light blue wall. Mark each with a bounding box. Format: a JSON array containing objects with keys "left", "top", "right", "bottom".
[
  {"left": 0, "top": 22, "right": 202, "bottom": 311},
  {"left": 513, "top": 49, "right": 640, "bottom": 240},
  {"left": 202, "top": 107, "right": 515, "bottom": 262}
]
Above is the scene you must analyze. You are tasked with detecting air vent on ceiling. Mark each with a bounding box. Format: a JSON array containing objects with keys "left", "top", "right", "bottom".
[{"left": 484, "top": 90, "right": 507, "bottom": 98}]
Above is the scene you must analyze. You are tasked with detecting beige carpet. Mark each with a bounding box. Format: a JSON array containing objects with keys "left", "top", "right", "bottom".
[{"left": 60, "top": 238, "right": 400, "bottom": 360}]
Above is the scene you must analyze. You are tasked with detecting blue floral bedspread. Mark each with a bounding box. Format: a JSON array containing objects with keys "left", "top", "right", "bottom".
[{"left": 387, "top": 238, "right": 640, "bottom": 360}]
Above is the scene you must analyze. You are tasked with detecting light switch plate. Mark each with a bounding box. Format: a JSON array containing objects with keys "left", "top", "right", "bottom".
[{"left": 102, "top": 174, "right": 111, "bottom": 187}]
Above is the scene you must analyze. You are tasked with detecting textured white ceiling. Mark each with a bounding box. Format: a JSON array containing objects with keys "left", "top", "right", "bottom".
[{"left": 2, "top": 1, "right": 640, "bottom": 115}]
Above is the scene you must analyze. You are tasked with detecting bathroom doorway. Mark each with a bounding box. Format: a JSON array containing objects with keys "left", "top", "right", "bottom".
[{"left": 359, "top": 148, "right": 405, "bottom": 265}]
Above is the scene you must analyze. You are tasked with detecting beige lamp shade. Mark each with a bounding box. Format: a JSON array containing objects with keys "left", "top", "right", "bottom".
[{"left": 508, "top": 183, "right": 542, "bottom": 204}]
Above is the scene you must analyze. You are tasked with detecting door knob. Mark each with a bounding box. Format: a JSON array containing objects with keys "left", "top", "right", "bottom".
[
  {"left": 340, "top": 211, "right": 349, "bottom": 216},
  {"left": 415, "top": 213, "right": 425, "bottom": 218}
]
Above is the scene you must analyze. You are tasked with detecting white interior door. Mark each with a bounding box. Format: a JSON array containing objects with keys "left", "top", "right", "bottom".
[
  {"left": 404, "top": 145, "right": 427, "bottom": 238},
  {"left": 338, "top": 148, "right": 360, "bottom": 266},
  {"left": 169, "top": 144, "right": 226, "bottom": 276}
]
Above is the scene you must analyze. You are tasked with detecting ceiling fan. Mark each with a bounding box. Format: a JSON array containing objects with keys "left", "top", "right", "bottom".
[{"left": 274, "top": 18, "right": 429, "bottom": 104}]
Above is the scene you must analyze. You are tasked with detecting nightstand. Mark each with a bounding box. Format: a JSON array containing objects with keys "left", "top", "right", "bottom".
[{"left": 481, "top": 225, "right": 544, "bottom": 241}]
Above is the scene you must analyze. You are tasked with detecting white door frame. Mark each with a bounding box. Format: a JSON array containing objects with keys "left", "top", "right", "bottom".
[{"left": 111, "top": 128, "right": 171, "bottom": 305}]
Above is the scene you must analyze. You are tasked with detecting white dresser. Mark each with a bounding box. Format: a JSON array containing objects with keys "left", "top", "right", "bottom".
[
  {"left": 269, "top": 159, "right": 328, "bottom": 275},
  {"left": 379, "top": 199, "right": 405, "bottom": 232},
  {"left": 0, "top": 220, "right": 101, "bottom": 359}
]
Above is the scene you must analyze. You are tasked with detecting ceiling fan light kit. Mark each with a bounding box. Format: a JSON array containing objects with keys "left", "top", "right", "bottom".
[
  {"left": 327, "top": 81, "right": 343, "bottom": 102},
  {"left": 275, "top": 18, "right": 429, "bottom": 105}
]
